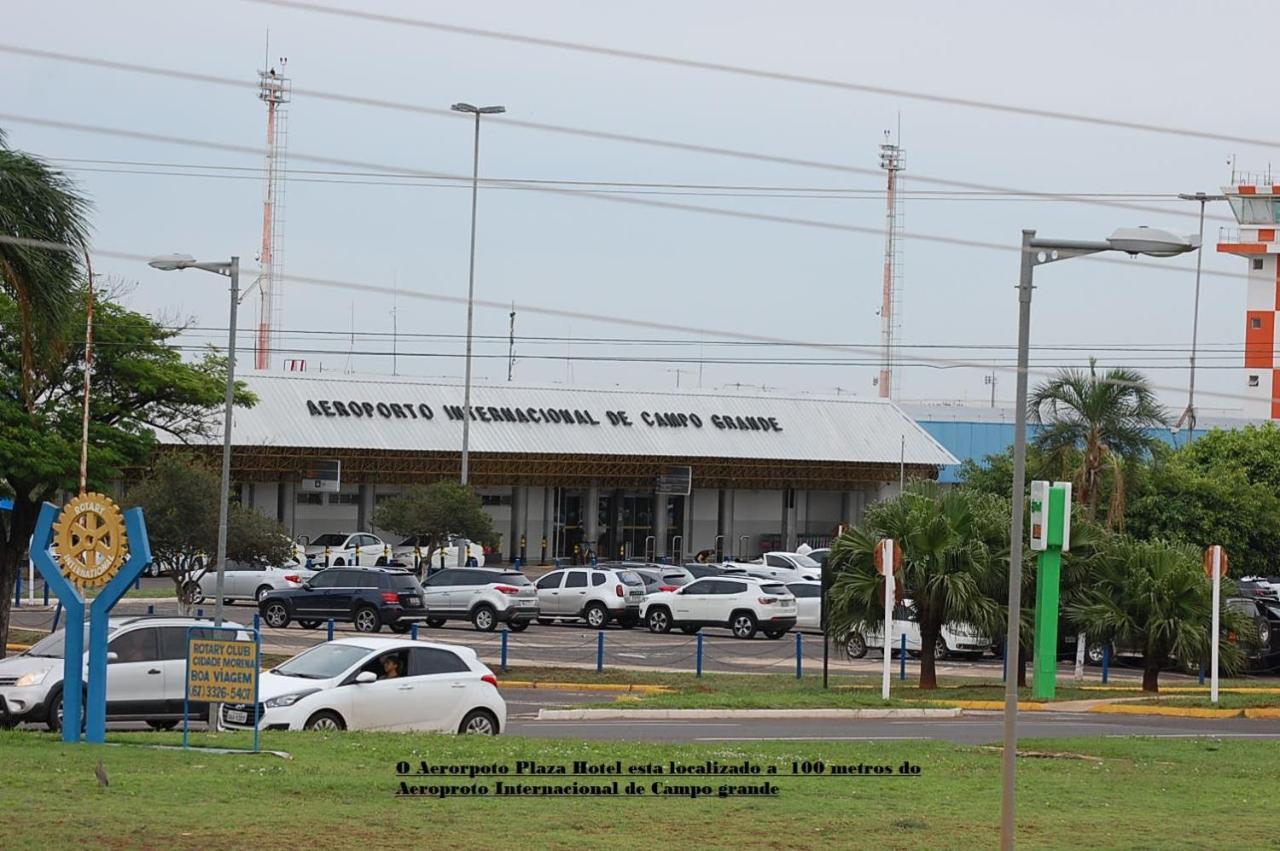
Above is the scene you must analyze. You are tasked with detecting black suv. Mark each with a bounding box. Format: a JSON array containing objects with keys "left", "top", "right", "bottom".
[{"left": 259, "top": 567, "right": 429, "bottom": 633}]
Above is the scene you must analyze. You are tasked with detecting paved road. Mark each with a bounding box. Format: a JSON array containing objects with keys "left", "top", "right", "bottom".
[
  {"left": 508, "top": 708, "right": 1280, "bottom": 743},
  {"left": 9, "top": 599, "right": 1184, "bottom": 685}
]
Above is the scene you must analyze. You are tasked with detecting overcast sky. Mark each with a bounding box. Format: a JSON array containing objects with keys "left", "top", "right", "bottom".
[{"left": 4, "top": 0, "right": 1273, "bottom": 415}]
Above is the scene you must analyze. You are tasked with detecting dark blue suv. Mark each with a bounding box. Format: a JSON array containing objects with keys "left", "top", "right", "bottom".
[{"left": 259, "top": 567, "right": 429, "bottom": 633}]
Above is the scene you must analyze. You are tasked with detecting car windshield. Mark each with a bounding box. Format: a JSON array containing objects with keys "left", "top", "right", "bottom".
[
  {"left": 617, "top": 570, "right": 644, "bottom": 586},
  {"left": 790, "top": 554, "right": 821, "bottom": 568},
  {"left": 25, "top": 625, "right": 91, "bottom": 658},
  {"left": 272, "top": 643, "right": 371, "bottom": 679},
  {"left": 310, "top": 534, "right": 348, "bottom": 547}
]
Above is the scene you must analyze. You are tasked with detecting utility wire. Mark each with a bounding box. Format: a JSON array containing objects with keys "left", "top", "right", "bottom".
[
  {"left": 0, "top": 44, "right": 1229, "bottom": 223},
  {"left": 0, "top": 113, "right": 1236, "bottom": 282},
  {"left": 244, "top": 0, "right": 1280, "bottom": 151},
  {"left": 0, "top": 232, "right": 1265, "bottom": 409}
]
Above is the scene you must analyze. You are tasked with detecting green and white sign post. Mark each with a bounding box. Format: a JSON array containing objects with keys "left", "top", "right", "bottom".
[{"left": 1030, "top": 480, "right": 1071, "bottom": 701}]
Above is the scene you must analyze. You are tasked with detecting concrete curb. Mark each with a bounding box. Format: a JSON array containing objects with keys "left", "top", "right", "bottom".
[
  {"left": 6, "top": 643, "right": 32, "bottom": 652},
  {"left": 1090, "top": 704, "right": 1243, "bottom": 719},
  {"left": 502, "top": 681, "right": 673, "bottom": 694},
  {"left": 1243, "top": 708, "right": 1280, "bottom": 719},
  {"left": 942, "top": 700, "right": 1048, "bottom": 712},
  {"left": 537, "top": 707, "right": 963, "bottom": 720}
]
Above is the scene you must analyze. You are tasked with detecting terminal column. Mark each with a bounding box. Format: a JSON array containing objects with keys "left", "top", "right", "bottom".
[
  {"left": 654, "top": 493, "right": 669, "bottom": 560},
  {"left": 584, "top": 483, "right": 600, "bottom": 558},
  {"left": 510, "top": 486, "right": 526, "bottom": 563},
  {"left": 717, "top": 488, "right": 735, "bottom": 560}
]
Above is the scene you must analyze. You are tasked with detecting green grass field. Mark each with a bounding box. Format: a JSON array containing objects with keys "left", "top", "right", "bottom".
[{"left": 0, "top": 730, "right": 1270, "bottom": 849}]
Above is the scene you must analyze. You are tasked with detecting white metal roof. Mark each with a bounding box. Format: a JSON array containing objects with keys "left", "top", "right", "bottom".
[{"left": 163, "top": 374, "right": 956, "bottom": 467}]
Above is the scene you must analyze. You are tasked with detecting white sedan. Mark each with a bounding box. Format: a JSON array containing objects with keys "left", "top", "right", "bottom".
[
  {"left": 187, "top": 561, "right": 315, "bottom": 605},
  {"left": 219, "top": 637, "right": 505, "bottom": 734}
]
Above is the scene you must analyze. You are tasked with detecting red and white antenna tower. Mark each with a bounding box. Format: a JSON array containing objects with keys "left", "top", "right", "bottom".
[
  {"left": 256, "top": 55, "right": 290, "bottom": 371},
  {"left": 877, "top": 129, "right": 904, "bottom": 399}
]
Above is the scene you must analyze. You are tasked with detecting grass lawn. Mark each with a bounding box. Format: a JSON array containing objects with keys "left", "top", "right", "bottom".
[
  {"left": 0, "top": 730, "right": 1270, "bottom": 849},
  {"left": 499, "top": 666, "right": 1154, "bottom": 709}
]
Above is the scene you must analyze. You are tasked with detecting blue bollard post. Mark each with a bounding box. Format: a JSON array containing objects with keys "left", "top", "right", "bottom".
[
  {"left": 51, "top": 600, "right": 63, "bottom": 633},
  {"left": 43, "top": 581, "right": 49, "bottom": 607},
  {"left": 596, "top": 630, "right": 605, "bottom": 673},
  {"left": 327, "top": 618, "right": 335, "bottom": 642},
  {"left": 411, "top": 624, "right": 419, "bottom": 641},
  {"left": 147, "top": 604, "right": 155, "bottom": 615},
  {"left": 134, "top": 575, "right": 141, "bottom": 591},
  {"left": 253, "top": 612, "right": 261, "bottom": 633},
  {"left": 795, "top": 632, "right": 803, "bottom": 679},
  {"left": 1102, "top": 644, "right": 1111, "bottom": 684},
  {"left": 1198, "top": 661, "right": 1206, "bottom": 685},
  {"left": 554, "top": 558, "right": 561, "bottom": 569},
  {"left": 14, "top": 572, "right": 20, "bottom": 607},
  {"left": 501, "top": 629, "right": 509, "bottom": 673},
  {"left": 197, "top": 608, "right": 204, "bottom": 618},
  {"left": 696, "top": 633, "right": 704, "bottom": 678},
  {"left": 899, "top": 633, "right": 907, "bottom": 681},
  {"left": 514, "top": 557, "right": 522, "bottom": 571}
]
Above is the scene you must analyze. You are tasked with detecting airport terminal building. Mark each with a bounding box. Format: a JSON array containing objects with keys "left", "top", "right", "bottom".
[{"left": 164, "top": 374, "right": 956, "bottom": 562}]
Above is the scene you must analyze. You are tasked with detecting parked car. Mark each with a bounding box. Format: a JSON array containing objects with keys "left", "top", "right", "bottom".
[
  {"left": 0, "top": 616, "right": 247, "bottom": 732},
  {"left": 1236, "top": 578, "right": 1280, "bottom": 603},
  {"left": 1227, "top": 596, "right": 1280, "bottom": 671},
  {"left": 842, "top": 601, "right": 995, "bottom": 659},
  {"left": 185, "top": 560, "right": 316, "bottom": 606},
  {"left": 805, "top": 548, "right": 831, "bottom": 567},
  {"left": 420, "top": 568, "right": 538, "bottom": 632},
  {"left": 299, "top": 533, "right": 390, "bottom": 567},
  {"left": 786, "top": 580, "right": 823, "bottom": 632},
  {"left": 641, "top": 575, "right": 797, "bottom": 639},
  {"left": 534, "top": 566, "right": 647, "bottom": 628},
  {"left": 726, "top": 552, "right": 822, "bottom": 582},
  {"left": 683, "top": 563, "right": 731, "bottom": 580},
  {"left": 259, "top": 567, "right": 429, "bottom": 634},
  {"left": 390, "top": 536, "right": 486, "bottom": 570},
  {"left": 219, "top": 637, "right": 505, "bottom": 734}
]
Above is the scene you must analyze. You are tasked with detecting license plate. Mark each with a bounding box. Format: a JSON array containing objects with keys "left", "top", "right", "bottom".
[
  {"left": 225, "top": 709, "right": 248, "bottom": 724},
  {"left": 406, "top": 596, "right": 420, "bottom": 606}
]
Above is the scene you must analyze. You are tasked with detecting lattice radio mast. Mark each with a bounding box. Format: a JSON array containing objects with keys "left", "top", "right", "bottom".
[
  {"left": 255, "top": 52, "right": 290, "bottom": 371},
  {"left": 877, "top": 129, "right": 904, "bottom": 399}
]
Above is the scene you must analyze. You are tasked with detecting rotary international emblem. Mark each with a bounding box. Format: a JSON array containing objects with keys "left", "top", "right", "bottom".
[{"left": 53, "top": 493, "right": 129, "bottom": 589}]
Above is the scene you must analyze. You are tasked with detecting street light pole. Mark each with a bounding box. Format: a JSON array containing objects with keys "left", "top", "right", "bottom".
[
  {"left": 1176, "top": 193, "right": 1227, "bottom": 440},
  {"left": 148, "top": 254, "right": 241, "bottom": 627},
  {"left": 451, "top": 102, "right": 505, "bottom": 489},
  {"left": 998, "top": 226, "right": 1198, "bottom": 850}
]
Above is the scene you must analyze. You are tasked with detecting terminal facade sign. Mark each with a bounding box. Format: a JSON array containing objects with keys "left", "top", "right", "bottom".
[{"left": 304, "top": 399, "right": 784, "bottom": 433}]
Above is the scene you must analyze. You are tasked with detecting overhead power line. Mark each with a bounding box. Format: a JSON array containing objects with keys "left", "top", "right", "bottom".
[
  {"left": 0, "top": 231, "right": 1264, "bottom": 410},
  {"left": 0, "top": 44, "right": 1229, "bottom": 223},
  {"left": 0, "top": 114, "right": 1235, "bottom": 282},
  {"left": 245, "top": 0, "right": 1280, "bottom": 151}
]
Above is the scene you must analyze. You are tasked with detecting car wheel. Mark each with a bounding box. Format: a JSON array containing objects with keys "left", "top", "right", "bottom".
[
  {"left": 731, "top": 612, "right": 758, "bottom": 640},
  {"left": 763, "top": 628, "right": 786, "bottom": 640},
  {"left": 45, "top": 687, "right": 64, "bottom": 732},
  {"left": 183, "top": 582, "right": 204, "bottom": 605},
  {"left": 507, "top": 622, "right": 529, "bottom": 632},
  {"left": 934, "top": 637, "right": 950, "bottom": 660},
  {"left": 354, "top": 606, "right": 382, "bottom": 633},
  {"left": 262, "top": 602, "right": 290, "bottom": 629},
  {"left": 304, "top": 710, "right": 346, "bottom": 731},
  {"left": 146, "top": 720, "right": 178, "bottom": 731},
  {"left": 679, "top": 625, "right": 701, "bottom": 635},
  {"left": 1085, "top": 642, "right": 1108, "bottom": 666},
  {"left": 584, "top": 602, "right": 609, "bottom": 629},
  {"left": 472, "top": 605, "right": 497, "bottom": 632},
  {"left": 458, "top": 708, "right": 499, "bottom": 736},
  {"left": 844, "top": 633, "right": 868, "bottom": 659},
  {"left": 647, "top": 607, "right": 672, "bottom": 634},
  {"left": 426, "top": 618, "right": 447, "bottom": 628},
  {"left": 298, "top": 620, "right": 321, "bottom": 630},
  {"left": 255, "top": 585, "right": 273, "bottom": 603}
]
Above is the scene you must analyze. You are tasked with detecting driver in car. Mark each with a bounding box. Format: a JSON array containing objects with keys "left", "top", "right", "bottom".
[{"left": 380, "top": 656, "right": 403, "bottom": 679}]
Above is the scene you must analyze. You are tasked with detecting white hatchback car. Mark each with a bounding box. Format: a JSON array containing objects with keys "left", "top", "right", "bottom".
[
  {"left": 220, "top": 637, "right": 505, "bottom": 734},
  {"left": 641, "top": 575, "right": 797, "bottom": 639}
]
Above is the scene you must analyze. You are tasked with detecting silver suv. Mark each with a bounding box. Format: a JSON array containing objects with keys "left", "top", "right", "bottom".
[
  {"left": 420, "top": 568, "right": 540, "bottom": 632},
  {"left": 534, "top": 566, "right": 646, "bottom": 628}
]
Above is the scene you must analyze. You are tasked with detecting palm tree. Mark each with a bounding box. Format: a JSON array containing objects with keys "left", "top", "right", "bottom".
[
  {"left": 827, "top": 483, "right": 1000, "bottom": 690},
  {"left": 1068, "top": 537, "right": 1248, "bottom": 692},
  {"left": 1029, "top": 358, "right": 1167, "bottom": 526},
  {"left": 0, "top": 127, "right": 91, "bottom": 404}
]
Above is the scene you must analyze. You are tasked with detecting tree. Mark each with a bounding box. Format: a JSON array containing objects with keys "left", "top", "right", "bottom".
[
  {"left": 129, "top": 454, "right": 292, "bottom": 606},
  {"left": 826, "top": 483, "right": 1001, "bottom": 690},
  {"left": 0, "top": 290, "right": 253, "bottom": 654},
  {"left": 372, "top": 482, "right": 496, "bottom": 570},
  {"left": 0, "top": 128, "right": 91, "bottom": 402},
  {"left": 1029, "top": 359, "right": 1167, "bottom": 526},
  {"left": 1068, "top": 536, "right": 1249, "bottom": 692}
]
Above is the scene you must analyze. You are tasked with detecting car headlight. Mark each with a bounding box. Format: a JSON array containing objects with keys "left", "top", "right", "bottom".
[
  {"left": 15, "top": 669, "right": 50, "bottom": 688},
  {"left": 264, "top": 689, "right": 320, "bottom": 708}
]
